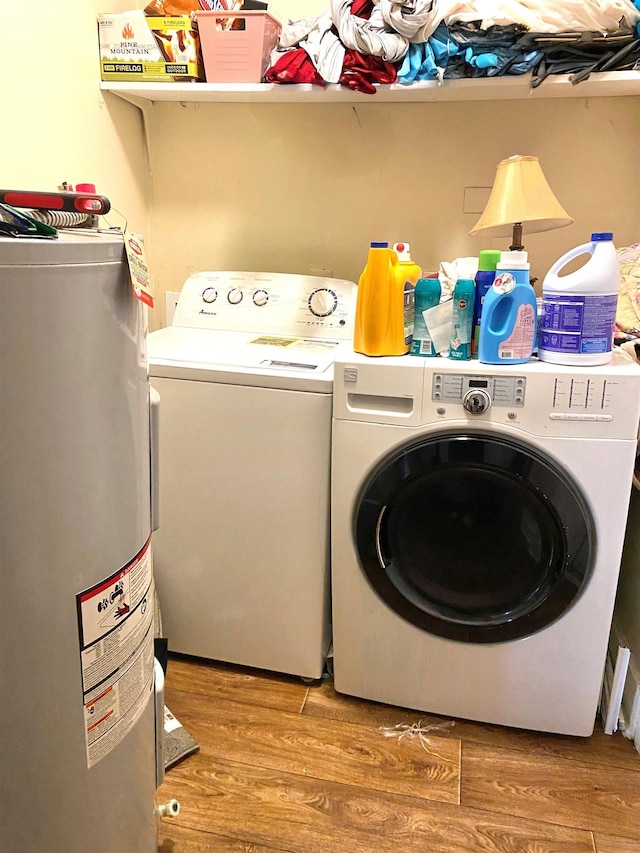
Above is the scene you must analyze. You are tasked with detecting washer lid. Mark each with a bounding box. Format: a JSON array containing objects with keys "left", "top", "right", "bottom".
[
  {"left": 148, "top": 326, "right": 346, "bottom": 392},
  {"left": 0, "top": 229, "right": 124, "bottom": 265}
]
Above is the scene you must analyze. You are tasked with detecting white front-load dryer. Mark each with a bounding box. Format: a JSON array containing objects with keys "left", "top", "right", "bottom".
[{"left": 331, "top": 350, "right": 640, "bottom": 735}]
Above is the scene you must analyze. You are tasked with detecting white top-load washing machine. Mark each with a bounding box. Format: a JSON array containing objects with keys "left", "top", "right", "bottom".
[
  {"left": 331, "top": 350, "right": 640, "bottom": 735},
  {"left": 148, "top": 271, "right": 356, "bottom": 679}
]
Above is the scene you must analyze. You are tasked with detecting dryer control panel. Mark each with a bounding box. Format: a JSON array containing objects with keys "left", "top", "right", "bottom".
[
  {"left": 432, "top": 373, "right": 526, "bottom": 407},
  {"left": 332, "top": 351, "right": 640, "bottom": 439}
]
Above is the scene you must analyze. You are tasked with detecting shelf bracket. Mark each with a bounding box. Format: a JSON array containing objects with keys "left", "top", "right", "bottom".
[{"left": 101, "top": 88, "right": 156, "bottom": 176}]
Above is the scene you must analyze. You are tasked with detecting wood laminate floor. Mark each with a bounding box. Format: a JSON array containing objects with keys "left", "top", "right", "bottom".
[{"left": 157, "top": 655, "right": 640, "bottom": 853}]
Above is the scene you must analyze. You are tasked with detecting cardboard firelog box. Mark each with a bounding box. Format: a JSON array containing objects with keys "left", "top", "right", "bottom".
[{"left": 98, "top": 11, "right": 204, "bottom": 82}]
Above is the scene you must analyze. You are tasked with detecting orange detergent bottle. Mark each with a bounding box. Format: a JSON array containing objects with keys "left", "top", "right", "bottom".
[{"left": 354, "top": 241, "right": 408, "bottom": 356}]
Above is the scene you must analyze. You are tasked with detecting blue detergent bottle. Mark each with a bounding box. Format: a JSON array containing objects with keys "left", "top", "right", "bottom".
[{"left": 478, "top": 251, "right": 537, "bottom": 365}]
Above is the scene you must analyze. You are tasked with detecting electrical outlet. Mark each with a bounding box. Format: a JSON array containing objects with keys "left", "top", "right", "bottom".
[
  {"left": 463, "top": 186, "right": 492, "bottom": 215},
  {"left": 310, "top": 266, "right": 333, "bottom": 278},
  {"left": 165, "top": 291, "right": 180, "bottom": 326}
]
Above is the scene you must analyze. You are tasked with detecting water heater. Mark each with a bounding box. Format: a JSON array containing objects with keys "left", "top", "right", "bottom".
[{"left": 0, "top": 230, "right": 159, "bottom": 852}]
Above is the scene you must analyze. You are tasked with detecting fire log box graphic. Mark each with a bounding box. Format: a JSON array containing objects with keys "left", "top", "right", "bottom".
[{"left": 153, "top": 30, "right": 175, "bottom": 62}]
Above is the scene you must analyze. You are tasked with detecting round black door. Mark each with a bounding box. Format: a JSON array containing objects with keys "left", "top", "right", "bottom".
[{"left": 355, "top": 432, "right": 595, "bottom": 643}]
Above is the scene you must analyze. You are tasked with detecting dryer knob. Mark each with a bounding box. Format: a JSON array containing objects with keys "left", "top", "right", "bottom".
[
  {"left": 253, "top": 289, "right": 269, "bottom": 307},
  {"left": 202, "top": 287, "right": 218, "bottom": 304},
  {"left": 227, "top": 288, "right": 243, "bottom": 305},
  {"left": 463, "top": 389, "right": 491, "bottom": 415}
]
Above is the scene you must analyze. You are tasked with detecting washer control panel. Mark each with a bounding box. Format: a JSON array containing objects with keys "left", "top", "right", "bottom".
[
  {"left": 432, "top": 373, "right": 526, "bottom": 407},
  {"left": 172, "top": 271, "right": 357, "bottom": 339}
]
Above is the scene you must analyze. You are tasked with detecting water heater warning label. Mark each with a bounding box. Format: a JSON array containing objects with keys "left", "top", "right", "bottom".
[{"left": 76, "top": 538, "right": 154, "bottom": 768}]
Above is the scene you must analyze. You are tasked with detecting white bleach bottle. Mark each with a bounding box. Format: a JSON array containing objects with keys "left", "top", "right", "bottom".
[{"left": 538, "top": 232, "right": 619, "bottom": 366}]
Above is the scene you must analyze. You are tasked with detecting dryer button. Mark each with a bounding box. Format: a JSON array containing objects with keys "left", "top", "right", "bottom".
[
  {"left": 597, "top": 414, "right": 613, "bottom": 422},
  {"left": 566, "top": 413, "right": 582, "bottom": 421},
  {"left": 549, "top": 413, "right": 565, "bottom": 420}
]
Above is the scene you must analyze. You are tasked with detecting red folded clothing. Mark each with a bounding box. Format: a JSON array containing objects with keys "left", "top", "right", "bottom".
[
  {"left": 264, "top": 2, "right": 392, "bottom": 91},
  {"left": 264, "top": 48, "right": 326, "bottom": 86},
  {"left": 340, "top": 48, "right": 397, "bottom": 94},
  {"left": 351, "top": 0, "right": 373, "bottom": 18}
]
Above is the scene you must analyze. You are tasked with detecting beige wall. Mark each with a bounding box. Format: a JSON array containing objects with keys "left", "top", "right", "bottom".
[
  {"left": 2, "top": 1, "right": 638, "bottom": 334},
  {"left": 147, "top": 95, "right": 640, "bottom": 328},
  {"left": 269, "top": 0, "right": 327, "bottom": 19},
  {"left": 0, "top": 0, "right": 150, "bottom": 238}
]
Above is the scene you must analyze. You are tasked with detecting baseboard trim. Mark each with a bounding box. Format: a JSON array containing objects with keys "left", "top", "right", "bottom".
[{"left": 609, "top": 620, "right": 640, "bottom": 754}]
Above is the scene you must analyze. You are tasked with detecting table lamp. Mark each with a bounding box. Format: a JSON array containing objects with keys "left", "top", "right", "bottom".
[{"left": 470, "top": 155, "right": 573, "bottom": 251}]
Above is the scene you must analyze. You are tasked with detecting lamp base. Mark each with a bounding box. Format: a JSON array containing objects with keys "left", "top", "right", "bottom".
[{"left": 509, "top": 222, "right": 524, "bottom": 252}]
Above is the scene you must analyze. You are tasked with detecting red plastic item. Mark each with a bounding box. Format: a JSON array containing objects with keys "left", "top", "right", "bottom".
[{"left": 0, "top": 189, "right": 110, "bottom": 215}]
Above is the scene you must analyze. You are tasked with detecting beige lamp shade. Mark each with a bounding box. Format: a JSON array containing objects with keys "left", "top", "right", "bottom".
[{"left": 470, "top": 155, "right": 573, "bottom": 240}]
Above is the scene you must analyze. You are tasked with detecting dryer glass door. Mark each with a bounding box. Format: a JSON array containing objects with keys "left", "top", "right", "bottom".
[{"left": 355, "top": 433, "right": 594, "bottom": 643}]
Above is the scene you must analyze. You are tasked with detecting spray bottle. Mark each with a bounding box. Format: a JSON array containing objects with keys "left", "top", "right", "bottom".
[
  {"left": 410, "top": 275, "right": 441, "bottom": 356},
  {"left": 449, "top": 278, "right": 475, "bottom": 360},
  {"left": 472, "top": 249, "right": 501, "bottom": 358}
]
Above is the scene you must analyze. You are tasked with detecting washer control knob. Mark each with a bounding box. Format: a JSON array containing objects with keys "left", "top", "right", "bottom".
[
  {"left": 253, "top": 289, "right": 269, "bottom": 307},
  {"left": 202, "top": 287, "right": 217, "bottom": 304},
  {"left": 308, "top": 288, "right": 338, "bottom": 318},
  {"left": 463, "top": 389, "right": 491, "bottom": 415},
  {"left": 227, "top": 288, "right": 243, "bottom": 305}
]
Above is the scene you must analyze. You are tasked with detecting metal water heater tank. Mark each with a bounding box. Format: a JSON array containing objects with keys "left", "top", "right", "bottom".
[{"left": 0, "top": 231, "right": 159, "bottom": 852}]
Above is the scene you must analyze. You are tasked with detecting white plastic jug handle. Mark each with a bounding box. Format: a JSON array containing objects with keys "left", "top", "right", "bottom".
[{"left": 547, "top": 242, "right": 592, "bottom": 277}]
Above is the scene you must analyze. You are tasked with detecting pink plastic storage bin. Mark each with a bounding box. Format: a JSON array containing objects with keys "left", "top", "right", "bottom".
[{"left": 197, "top": 11, "right": 281, "bottom": 83}]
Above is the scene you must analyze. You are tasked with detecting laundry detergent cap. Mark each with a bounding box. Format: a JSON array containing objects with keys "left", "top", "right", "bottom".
[
  {"left": 370, "top": 241, "right": 388, "bottom": 248},
  {"left": 393, "top": 242, "right": 411, "bottom": 261},
  {"left": 478, "top": 249, "right": 501, "bottom": 272},
  {"left": 591, "top": 232, "right": 613, "bottom": 241},
  {"left": 497, "top": 250, "right": 529, "bottom": 270}
]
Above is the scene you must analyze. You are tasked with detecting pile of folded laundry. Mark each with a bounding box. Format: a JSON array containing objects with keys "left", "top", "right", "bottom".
[{"left": 265, "top": 0, "right": 640, "bottom": 93}]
